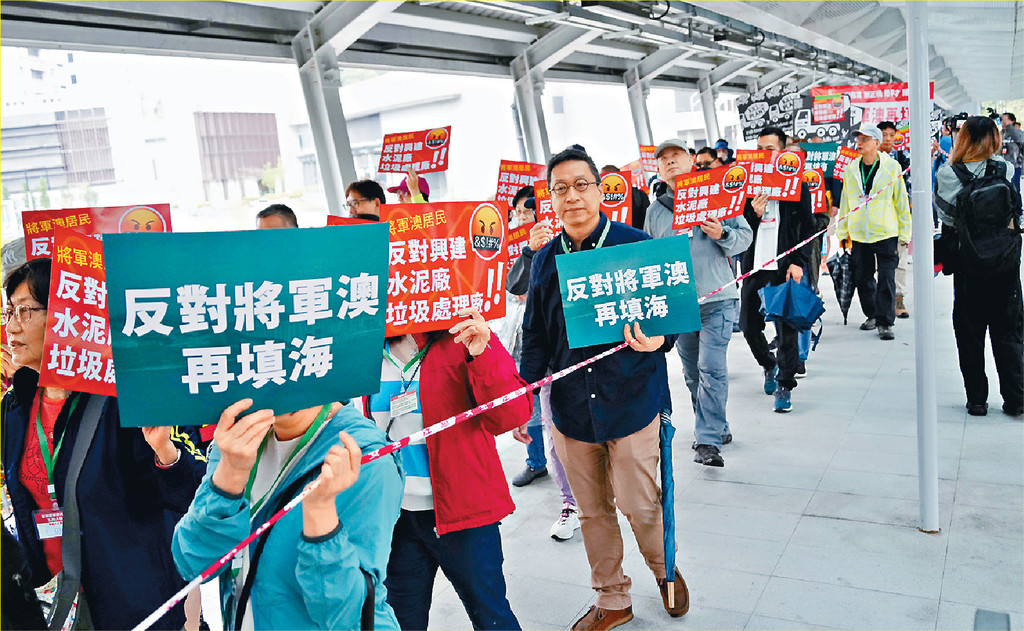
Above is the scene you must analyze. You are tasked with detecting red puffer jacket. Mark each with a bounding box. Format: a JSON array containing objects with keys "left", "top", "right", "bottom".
[{"left": 373, "top": 331, "right": 533, "bottom": 535}]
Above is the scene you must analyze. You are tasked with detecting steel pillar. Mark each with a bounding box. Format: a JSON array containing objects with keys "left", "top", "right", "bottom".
[{"left": 698, "top": 73, "right": 720, "bottom": 145}]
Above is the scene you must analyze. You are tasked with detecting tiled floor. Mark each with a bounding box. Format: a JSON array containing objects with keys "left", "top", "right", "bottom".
[{"left": 427, "top": 270, "right": 1024, "bottom": 630}]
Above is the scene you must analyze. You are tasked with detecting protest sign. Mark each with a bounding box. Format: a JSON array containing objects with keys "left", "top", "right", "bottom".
[
  {"left": 556, "top": 235, "right": 701, "bottom": 348},
  {"left": 812, "top": 93, "right": 845, "bottom": 123},
  {"left": 798, "top": 142, "right": 839, "bottom": 178},
  {"left": 810, "top": 81, "right": 933, "bottom": 126},
  {"left": 105, "top": 224, "right": 389, "bottom": 428},
  {"left": 626, "top": 160, "right": 648, "bottom": 193},
  {"left": 671, "top": 166, "right": 746, "bottom": 231},
  {"left": 802, "top": 169, "right": 829, "bottom": 214},
  {"left": 381, "top": 202, "right": 508, "bottom": 336},
  {"left": 507, "top": 221, "right": 533, "bottom": 266},
  {"left": 39, "top": 229, "right": 115, "bottom": 396},
  {"left": 532, "top": 178, "right": 561, "bottom": 232},
  {"left": 24, "top": 204, "right": 173, "bottom": 261},
  {"left": 600, "top": 171, "right": 633, "bottom": 225},
  {"left": 495, "top": 160, "right": 545, "bottom": 210},
  {"left": 735, "top": 149, "right": 805, "bottom": 201},
  {"left": 377, "top": 126, "right": 451, "bottom": 174},
  {"left": 791, "top": 95, "right": 861, "bottom": 144},
  {"left": 639, "top": 145, "right": 657, "bottom": 181},
  {"left": 893, "top": 121, "right": 910, "bottom": 151},
  {"left": 326, "top": 215, "right": 374, "bottom": 226},
  {"left": 737, "top": 83, "right": 801, "bottom": 141},
  {"left": 832, "top": 146, "right": 860, "bottom": 180}
]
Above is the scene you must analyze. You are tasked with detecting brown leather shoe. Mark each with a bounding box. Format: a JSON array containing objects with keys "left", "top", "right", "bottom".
[
  {"left": 571, "top": 605, "right": 634, "bottom": 631},
  {"left": 895, "top": 295, "right": 909, "bottom": 319},
  {"left": 657, "top": 568, "right": 689, "bottom": 617}
]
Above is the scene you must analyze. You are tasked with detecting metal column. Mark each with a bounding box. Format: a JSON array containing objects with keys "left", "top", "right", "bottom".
[
  {"left": 904, "top": 0, "right": 940, "bottom": 534},
  {"left": 625, "top": 66, "right": 654, "bottom": 147},
  {"left": 698, "top": 73, "right": 721, "bottom": 145},
  {"left": 511, "top": 56, "right": 551, "bottom": 164}
]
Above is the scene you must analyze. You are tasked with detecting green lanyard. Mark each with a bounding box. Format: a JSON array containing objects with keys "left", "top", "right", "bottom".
[
  {"left": 859, "top": 158, "right": 880, "bottom": 193},
  {"left": 383, "top": 342, "right": 430, "bottom": 393},
  {"left": 561, "top": 218, "right": 611, "bottom": 254},
  {"left": 34, "top": 390, "right": 81, "bottom": 508},
  {"left": 244, "top": 403, "right": 332, "bottom": 516}
]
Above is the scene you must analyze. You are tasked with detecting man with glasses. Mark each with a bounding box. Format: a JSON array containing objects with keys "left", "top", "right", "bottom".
[
  {"left": 521, "top": 146, "right": 688, "bottom": 630},
  {"left": 693, "top": 147, "right": 720, "bottom": 171},
  {"left": 344, "top": 180, "right": 387, "bottom": 221}
]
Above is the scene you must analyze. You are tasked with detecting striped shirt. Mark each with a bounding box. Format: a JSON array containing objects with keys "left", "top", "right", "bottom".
[{"left": 368, "top": 336, "right": 433, "bottom": 511}]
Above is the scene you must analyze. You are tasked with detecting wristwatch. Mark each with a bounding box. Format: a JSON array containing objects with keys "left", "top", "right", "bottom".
[{"left": 720, "top": 226, "right": 731, "bottom": 240}]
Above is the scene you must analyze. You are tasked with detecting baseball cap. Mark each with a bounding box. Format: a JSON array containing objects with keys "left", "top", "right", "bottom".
[
  {"left": 524, "top": 197, "right": 536, "bottom": 210},
  {"left": 714, "top": 140, "right": 729, "bottom": 150},
  {"left": 850, "top": 124, "right": 882, "bottom": 143},
  {"left": 387, "top": 176, "right": 430, "bottom": 197},
  {"left": 654, "top": 139, "right": 690, "bottom": 159}
]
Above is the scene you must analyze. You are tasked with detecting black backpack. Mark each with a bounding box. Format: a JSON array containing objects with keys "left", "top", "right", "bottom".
[{"left": 951, "top": 160, "right": 1023, "bottom": 274}]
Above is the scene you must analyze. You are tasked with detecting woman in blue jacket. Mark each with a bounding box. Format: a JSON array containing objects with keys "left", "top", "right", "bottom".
[
  {"left": 172, "top": 397, "right": 404, "bottom": 630},
  {"left": 2, "top": 258, "right": 207, "bottom": 630}
]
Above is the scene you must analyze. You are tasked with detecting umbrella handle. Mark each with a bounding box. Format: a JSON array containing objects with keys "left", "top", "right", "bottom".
[{"left": 668, "top": 582, "right": 675, "bottom": 609}]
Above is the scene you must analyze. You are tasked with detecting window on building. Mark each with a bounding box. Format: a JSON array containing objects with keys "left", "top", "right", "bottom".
[
  {"left": 71, "top": 75, "right": 77, "bottom": 85},
  {"left": 57, "top": 108, "right": 116, "bottom": 184},
  {"left": 30, "top": 70, "right": 43, "bottom": 80},
  {"left": 67, "top": 53, "right": 74, "bottom": 63},
  {"left": 193, "top": 111, "right": 282, "bottom": 196},
  {"left": 28, "top": 49, "right": 40, "bottom": 57},
  {"left": 552, "top": 96, "right": 564, "bottom": 114}
]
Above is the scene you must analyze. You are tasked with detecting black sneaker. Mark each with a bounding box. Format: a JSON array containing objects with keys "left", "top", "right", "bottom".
[
  {"left": 693, "top": 444, "right": 724, "bottom": 467},
  {"left": 512, "top": 465, "right": 548, "bottom": 487},
  {"left": 967, "top": 402, "right": 988, "bottom": 417},
  {"left": 692, "top": 434, "right": 732, "bottom": 450},
  {"left": 878, "top": 325, "right": 895, "bottom": 341},
  {"left": 859, "top": 318, "right": 877, "bottom": 330},
  {"left": 1003, "top": 403, "right": 1024, "bottom": 417},
  {"left": 795, "top": 361, "right": 807, "bottom": 378}
]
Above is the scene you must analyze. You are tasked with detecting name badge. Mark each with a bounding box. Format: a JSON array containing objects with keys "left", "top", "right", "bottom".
[
  {"left": 33, "top": 508, "right": 63, "bottom": 540},
  {"left": 390, "top": 390, "right": 418, "bottom": 418}
]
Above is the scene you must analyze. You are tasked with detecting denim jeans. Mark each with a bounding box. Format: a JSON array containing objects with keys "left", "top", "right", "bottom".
[
  {"left": 385, "top": 510, "right": 520, "bottom": 631},
  {"left": 676, "top": 299, "right": 737, "bottom": 447},
  {"left": 525, "top": 393, "right": 546, "bottom": 469}
]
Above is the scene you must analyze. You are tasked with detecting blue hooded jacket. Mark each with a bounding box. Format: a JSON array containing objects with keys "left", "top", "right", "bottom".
[{"left": 172, "top": 404, "right": 404, "bottom": 630}]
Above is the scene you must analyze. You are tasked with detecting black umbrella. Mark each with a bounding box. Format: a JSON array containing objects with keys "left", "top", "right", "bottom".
[{"left": 826, "top": 250, "right": 855, "bottom": 324}]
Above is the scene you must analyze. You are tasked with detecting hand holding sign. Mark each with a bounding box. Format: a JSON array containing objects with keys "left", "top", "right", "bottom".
[
  {"left": 529, "top": 221, "right": 554, "bottom": 251},
  {"left": 448, "top": 307, "right": 490, "bottom": 357},
  {"left": 141, "top": 426, "right": 178, "bottom": 466},
  {"left": 623, "top": 321, "right": 665, "bottom": 353},
  {"left": 699, "top": 217, "right": 725, "bottom": 240},
  {"left": 210, "top": 398, "right": 276, "bottom": 495},
  {"left": 751, "top": 193, "right": 770, "bottom": 218}
]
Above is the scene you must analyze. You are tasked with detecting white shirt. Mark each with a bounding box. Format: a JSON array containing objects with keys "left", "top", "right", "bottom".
[{"left": 753, "top": 200, "right": 781, "bottom": 271}]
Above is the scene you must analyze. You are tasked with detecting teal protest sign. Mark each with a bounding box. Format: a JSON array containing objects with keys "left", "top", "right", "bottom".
[
  {"left": 555, "top": 235, "right": 701, "bottom": 349},
  {"left": 799, "top": 142, "right": 839, "bottom": 178},
  {"left": 105, "top": 224, "right": 389, "bottom": 428}
]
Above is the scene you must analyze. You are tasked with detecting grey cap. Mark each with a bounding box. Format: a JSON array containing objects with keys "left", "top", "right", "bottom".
[
  {"left": 655, "top": 139, "right": 690, "bottom": 158},
  {"left": 849, "top": 124, "right": 882, "bottom": 142}
]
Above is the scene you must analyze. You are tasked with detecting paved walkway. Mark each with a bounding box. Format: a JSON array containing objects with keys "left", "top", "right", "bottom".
[{"left": 429, "top": 268, "right": 1024, "bottom": 630}]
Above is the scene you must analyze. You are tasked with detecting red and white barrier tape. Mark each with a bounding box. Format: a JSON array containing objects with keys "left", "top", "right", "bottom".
[
  {"left": 135, "top": 164, "right": 909, "bottom": 630},
  {"left": 133, "top": 341, "right": 628, "bottom": 630}
]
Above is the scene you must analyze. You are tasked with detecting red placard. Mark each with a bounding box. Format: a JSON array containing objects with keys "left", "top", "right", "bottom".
[
  {"left": 671, "top": 166, "right": 747, "bottom": 231},
  {"left": 600, "top": 171, "right": 633, "bottom": 226},
  {"left": 532, "top": 178, "right": 561, "bottom": 232},
  {"left": 734, "top": 150, "right": 804, "bottom": 200},
  {"left": 326, "top": 215, "right": 375, "bottom": 226},
  {"left": 23, "top": 204, "right": 173, "bottom": 261},
  {"left": 507, "top": 221, "right": 534, "bottom": 266},
  {"left": 377, "top": 126, "right": 451, "bottom": 174},
  {"left": 639, "top": 145, "right": 657, "bottom": 181},
  {"left": 626, "top": 160, "right": 647, "bottom": 193},
  {"left": 382, "top": 202, "right": 508, "bottom": 336},
  {"left": 802, "top": 169, "right": 829, "bottom": 214},
  {"left": 812, "top": 94, "right": 845, "bottom": 123},
  {"left": 832, "top": 146, "right": 860, "bottom": 180},
  {"left": 495, "top": 160, "right": 546, "bottom": 210},
  {"left": 893, "top": 122, "right": 910, "bottom": 151},
  {"left": 39, "top": 228, "right": 115, "bottom": 395}
]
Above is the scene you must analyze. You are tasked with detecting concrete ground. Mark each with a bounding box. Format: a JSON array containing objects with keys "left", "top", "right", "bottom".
[{"left": 428, "top": 269, "right": 1024, "bottom": 630}]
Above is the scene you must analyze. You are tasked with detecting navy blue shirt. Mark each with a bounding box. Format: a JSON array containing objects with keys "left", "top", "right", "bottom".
[{"left": 520, "top": 213, "right": 675, "bottom": 443}]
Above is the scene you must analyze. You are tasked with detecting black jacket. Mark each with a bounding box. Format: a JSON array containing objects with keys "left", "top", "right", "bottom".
[
  {"left": 1, "top": 368, "right": 206, "bottom": 630},
  {"left": 740, "top": 182, "right": 816, "bottom": 273}
]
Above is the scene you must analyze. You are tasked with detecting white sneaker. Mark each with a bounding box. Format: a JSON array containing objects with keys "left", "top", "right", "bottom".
[{"left": 550, "top": 505, "right": 580, "bottom": 541}]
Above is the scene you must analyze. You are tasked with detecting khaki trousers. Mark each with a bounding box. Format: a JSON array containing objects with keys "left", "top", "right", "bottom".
[{"left": 551, "top": 417, "right": 665, "bottom": 609}]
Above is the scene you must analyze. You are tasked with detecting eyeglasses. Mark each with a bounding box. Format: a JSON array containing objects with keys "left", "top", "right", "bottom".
[
  {"left": 3, "top": 305, "right": 47, "bottom": 324},
  {"left": 695, "top": 161, "right": 714, "bottom": 169},
  {"left": 551, "top": 179, "right": 600, "bottom": 196},
  {"left": 346, "top": 198, "right": 371, "bottom": 209}
]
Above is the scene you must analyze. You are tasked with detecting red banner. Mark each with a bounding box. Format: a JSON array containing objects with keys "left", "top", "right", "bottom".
[
  {"left": 671, "top": 166, "right": 747, "bottom": 231},
  {"left": 495, "top": 160, "right": 545, "bottom": 210},
  {"left": 507, "top": 221, "right": 533, "bottom": 266},
  {"left": 532, "top": 178, "right": 561, "bottom": 232},
  {"left": 39, "top": 228, "right": 115, "bottom": 395},
  {"left": 626, "top": 159, "right": 647, "bottom": 193},
  {"left": 382, "top": 202, "right": 507, "bottom": 335},
  {"left": 802, "top": 169, "right": 829, "bottom": 214},
  {"left": 809, "top": 81, "right": 934, "bottom": 126},
  {"left": 23, "top": 204, "right": 173, "bottom": 260},
  {"left": 377, "top": 126, "right": 451, "bottom": 174},
  {"left": 734, "top": 150, "right": 805, "bottom": 200},
  {"left": 832, "top": 146, "right": 860, "bottom": 180},
  {"left": 600, "top": 171, "right": 633, "bottom": 226},
  {"left": 893, "top": 122, "right": 910, "bottom": 151},
  {"left": 326, "top": 216, "right": 374, "bottom": 226}
]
